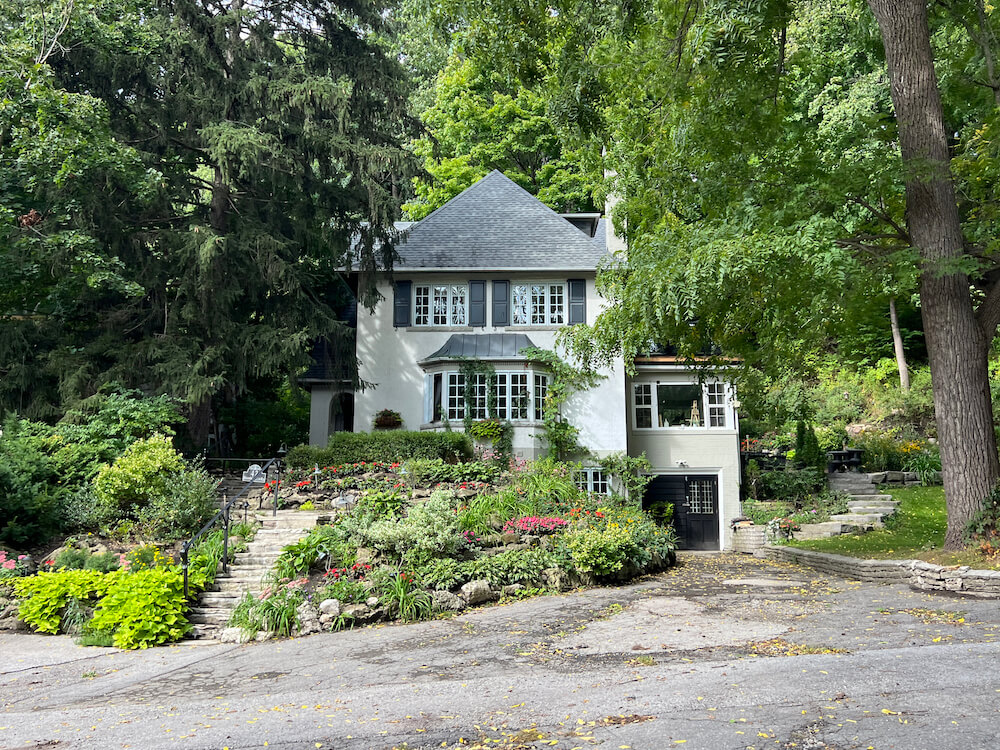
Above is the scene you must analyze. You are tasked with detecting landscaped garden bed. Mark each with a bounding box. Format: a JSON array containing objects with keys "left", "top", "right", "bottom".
[{"left": 224, "top": 457, "right": 677, "bottom": 641}]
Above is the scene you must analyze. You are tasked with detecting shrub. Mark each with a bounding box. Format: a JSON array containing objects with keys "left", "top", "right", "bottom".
[
  {"left": 363, "top": 491, "right": 462, "bottom": 564},
  {"left": 92, "top": 434, "right": 186, "bottom": 515},
  {"left": 562, "top": 508, "right": 675, "bottom": 579},
  {"left": 852, "top": 430, "right": 908, "bottom": 472},
  {"left": 270, "top": 525, "right": 352, "bottom": 581},
  {"left": 402, "top": 458, "right": 502, "bottom": 486},
  {"left": 134, "top": 465, "right": 218, "bottom": 540},
  {"left": 757, "top": 468, "right": 825, "bottom": 506},
  {"left": 285, "top": 431, "right": 472, "bottom": 469},
  {"left": 457, "top": 548, "right": 560, "bottom": 588},
  {"left": 517, "top": 458, "right": 583, "bottom": 511}
]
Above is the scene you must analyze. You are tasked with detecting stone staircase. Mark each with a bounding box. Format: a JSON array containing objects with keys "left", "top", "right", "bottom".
[
  {"left": 187, "top": 511, "right": 322, "bottom": 639},
  {"left": 793, "top": 472, "right": 899, "bottom": 540}
]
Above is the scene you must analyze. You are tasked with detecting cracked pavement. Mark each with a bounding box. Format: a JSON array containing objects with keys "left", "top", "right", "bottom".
[{"left": 2, "top": 553, "right": 999, "bottom": 749}]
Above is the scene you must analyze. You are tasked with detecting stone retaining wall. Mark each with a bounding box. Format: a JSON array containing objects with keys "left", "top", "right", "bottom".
[{"left": 759, "top": 546, "right": 1000, "bottom": 597}]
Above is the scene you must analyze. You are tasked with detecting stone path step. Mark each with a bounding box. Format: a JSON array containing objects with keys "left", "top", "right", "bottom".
[{"left": 185, "top": 510, "right": 321, "bottom": 638}]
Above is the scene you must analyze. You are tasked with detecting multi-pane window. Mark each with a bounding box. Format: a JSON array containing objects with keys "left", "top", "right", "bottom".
[
  {"left": 509, "top": 373, "right": 529, "bottom": 420},
  {"left": 632, "top": 381, "right": 731, "bottom": 429},
  {"left": 633, "top": 384, "right": 652, "bottom": 428},
  {"left": 511, "top": 283, "right": 565, "bottom": 325},
  {"left": 534, "top": 374, "right": 549, "bottom": 421},
  {"left": 494, "top": 373, "right": 508, "bottom": 420},
  {"left": 512, "top": 284, "right": 530, "bottom": 325},
  {"left": 430, "top": 370, "right": 546, "bottom": 423},
  {"left": 450, "top": 285, "right": 467, "bottom": 325},
  {"left": 468, "top": 373, "right": 488, "bottom": 420},
  {"left": 414, "top": 286, "right": 431, "bottom": 326},
  {"left": 575, "top": 468, "right": 610, "bottom": 495},
  {"left": 686, "top": 479, "right": 715, "bottom": 514},
  {"left": 706, "top": 382, "right": 726, "bottom": 427},
  {"left": 447, "top": 373, "right": 465, "bottom": 420},
  {"left": 415, "top": 284, "right": 468, "bottom": 327}
]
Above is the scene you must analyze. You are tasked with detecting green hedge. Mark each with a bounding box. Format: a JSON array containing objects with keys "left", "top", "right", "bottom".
[{"left": 285, "top": 431, "right": 473, "bottom": 469}]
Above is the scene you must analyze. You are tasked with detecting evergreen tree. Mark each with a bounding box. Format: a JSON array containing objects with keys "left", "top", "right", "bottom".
[{"left": 1, "top": 0, "right": 418, "bottom": 441}]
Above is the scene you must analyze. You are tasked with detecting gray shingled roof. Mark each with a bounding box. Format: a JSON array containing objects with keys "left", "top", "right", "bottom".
[
  {"left": 396, "top": 171, "right": 607, "bottom": 271},
  {"left": 420, "top": 334, "right": 537, "bottom": 364}
]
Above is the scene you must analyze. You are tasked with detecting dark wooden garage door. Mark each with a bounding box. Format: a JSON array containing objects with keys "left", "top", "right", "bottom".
[{"left": 644, "top": 475, "right": 720, "bottom": 550}]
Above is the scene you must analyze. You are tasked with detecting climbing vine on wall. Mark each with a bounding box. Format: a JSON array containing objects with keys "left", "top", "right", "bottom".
[{"left": 520, "top": 347, "right": 604, "bottom": 460}]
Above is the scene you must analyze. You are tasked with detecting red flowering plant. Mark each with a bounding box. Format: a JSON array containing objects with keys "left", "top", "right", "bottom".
[{"left": 502, "top": 516, "right": 570, "bottom": 535}]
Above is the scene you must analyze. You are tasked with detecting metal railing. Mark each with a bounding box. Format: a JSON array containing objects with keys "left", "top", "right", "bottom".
[{"left": 180, "top": 456, "right": 282, "bottom": 599}]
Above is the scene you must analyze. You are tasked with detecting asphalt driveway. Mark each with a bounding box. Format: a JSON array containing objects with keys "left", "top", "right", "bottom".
[{"left": 2, "top": 553, "right": 998, "bottom": 750}]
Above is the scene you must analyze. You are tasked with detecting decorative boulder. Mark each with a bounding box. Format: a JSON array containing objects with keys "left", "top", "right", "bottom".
[
  {"left": 318, "top": 598, "right": 341, "bottom": 617},
  {"left": 431, "top": 590, "right": 465, "bottom": 612},
  {"left": 500, "top": 584, "right": 525, "bottom": 597},
  {"left": 542, "top": 567, "right": 572, "bottom": 591},
  {"left": 460, "top": 579, "right": 497, "bottom": 605}
]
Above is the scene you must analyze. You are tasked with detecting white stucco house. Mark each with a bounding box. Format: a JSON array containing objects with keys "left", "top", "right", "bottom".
[{"left": 305, "top": 171, "right": 742, "bottom": 550}]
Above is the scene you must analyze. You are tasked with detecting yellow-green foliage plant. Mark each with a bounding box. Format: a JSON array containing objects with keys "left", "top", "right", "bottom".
[
  {"left": 89, "top": 569, "right": 190, "bottom": 649},
  {"left": 14, "top": 570, "right": 111, "bottom": 634}
]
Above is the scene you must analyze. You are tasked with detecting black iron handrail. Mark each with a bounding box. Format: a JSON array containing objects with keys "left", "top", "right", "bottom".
[{"left": 180, "top": 456, "right": 282, "bottom": 599}]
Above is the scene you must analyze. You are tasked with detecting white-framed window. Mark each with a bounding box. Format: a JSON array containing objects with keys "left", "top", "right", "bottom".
[
  {"left": 631, "top": 381, "right": 731, "bottom": 430},
  {"left": 427, "top": 369, "right": 548, "bottom": 423},
  {"left": 575, "top": 468, "right": 610, "bottom": 495},
  {"left": 511, "top": 282, "right": 565, "bottom": 326},
  {"left": 706, "top": 382, "right": 727, "bottom": 427},
  {"left": 509, "top": 373, "right": 529, "bottom": 420},
  {"left": 633, "top": 383, "right": 652, "bottom": 429},
  {"left": 534, "top": 373, "right": 549, "bottom": 421},
  {"left": 447, "top": 373, "right": 465, "bottom": 420},
  {"left": 414, "top": 283, "right": 468, "bottom": 327},
  {"left": 468, "top": 373, "right": 488, "bottom": 420}
]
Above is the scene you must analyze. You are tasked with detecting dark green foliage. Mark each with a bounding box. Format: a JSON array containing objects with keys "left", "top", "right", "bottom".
[
  {"left": 285, "top": 431, "right": 472, "bottom": 469},
  {"left": 794, "top": 421, "right": 824, "bottom": 471},
  {"left": 1, "top": 0, "right": 417, "bottom": 437},
  {"left": 217, "top": 386, "right": 308, "bottom": 456}
]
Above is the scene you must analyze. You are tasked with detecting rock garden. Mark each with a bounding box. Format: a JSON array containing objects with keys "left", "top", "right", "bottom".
[{"left": 222, "top": 450, "right": 677, "bottom": 642}]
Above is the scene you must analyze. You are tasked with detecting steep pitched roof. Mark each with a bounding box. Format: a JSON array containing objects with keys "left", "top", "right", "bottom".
[{"left": 396, "top": 171, "right": 607, "bottom": 271}]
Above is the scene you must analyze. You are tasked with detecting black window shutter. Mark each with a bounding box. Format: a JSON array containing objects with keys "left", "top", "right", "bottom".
[
  {"left": 393, "top": 281, "right": 411, "bottom": 327},
  {"left": 568, "top": 279, "right": 586, "bottom": 324},
  {"left": 469, "top": 280, "right": 486, "bottom": 327},
  {"left": 493, "top": 280, "right": 510, "bottom": 326}
]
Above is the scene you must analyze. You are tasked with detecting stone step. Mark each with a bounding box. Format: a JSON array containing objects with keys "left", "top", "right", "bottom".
[
  {"left": 847, "top": 507, "right": 898, "bottom": 517},
  {"left": 189, "top": 612, "right": 231, "bottom": 626},
  {"left": 830, "top": 513, "right": 884, "bottom": 525},
  {"left": 199, "top": 593, "right": 248, "bottom": 606},
  {"left": 232, "top": 555, "right": 285, "bottom": 566},
  {"left": 831, "top": 484, "right": 878, "bottom": 495},
  {"left": 848, "top": 493, "right": 896, "bottom": 502},
  {"left": 792, "top": 521, "right": 844, "bottom": 540},
  {"left": 188, "top": 624, "right": 221, "bottom": 640}
]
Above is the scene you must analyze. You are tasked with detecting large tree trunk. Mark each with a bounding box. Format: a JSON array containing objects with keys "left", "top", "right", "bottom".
[
  {"left": 888, "top": 297, "right": 910, "bottom": 391},
  {"left": 868, "top": 0, "right": 1000, "bottom": 549}
]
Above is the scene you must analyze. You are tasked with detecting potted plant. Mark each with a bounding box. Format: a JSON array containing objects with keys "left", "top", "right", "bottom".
[{"left": 373, "top": 409, "right": 403, "bottom": 430}]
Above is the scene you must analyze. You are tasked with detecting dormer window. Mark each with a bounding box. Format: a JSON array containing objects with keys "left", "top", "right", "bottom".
[
  {"left": 511, "top": 283, "right": 565, "bottom": 325},
  {"left": 414, "top": 284, "right": 467, "bottom": 326}
]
